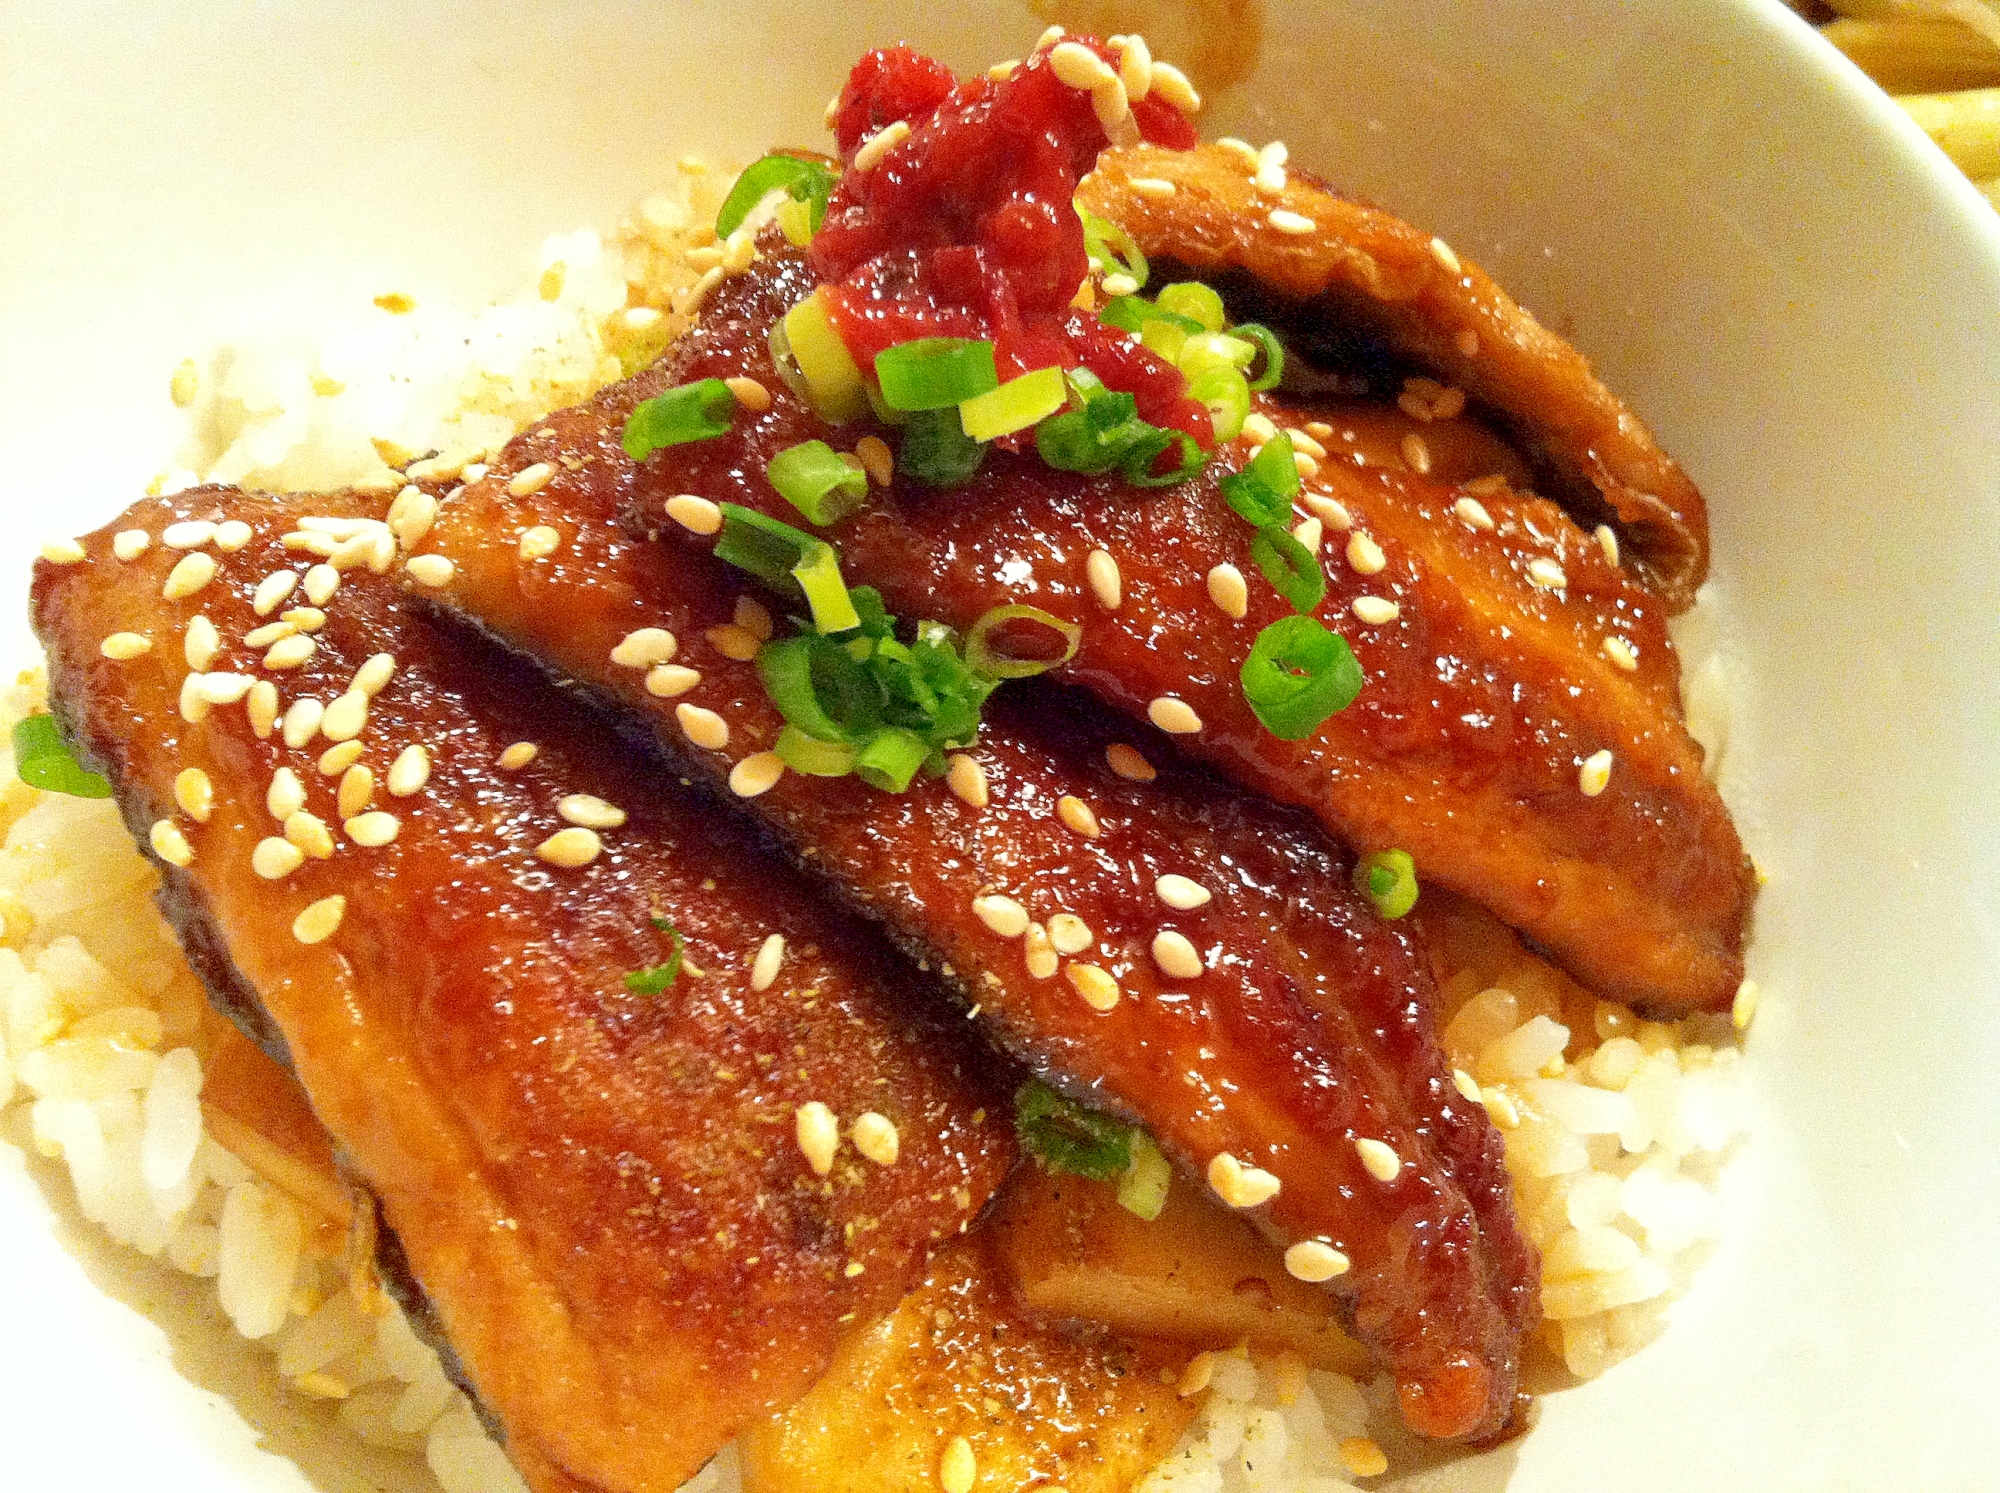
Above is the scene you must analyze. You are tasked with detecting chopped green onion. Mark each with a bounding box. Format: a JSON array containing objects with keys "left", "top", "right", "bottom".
[
  {"left": 1035, "top": 373, "right": 1204, "bottom": 486},
  {"left": 624, "top": 921, "right": 685, "bottom": 994},
  {"left": 1080, "top": 210, "right": 1149, "bottom": 291},
  {"left": 621, "top": 378, "right": 736, "bottom": 461},
  {"left": 1116, "top": 1131, "right": 1173, "bottom": 1221},
  {"left": 1124, "top": 428, "right": 1205, "bottom": 487},
  {"left": 758, "top": 635, "right": 875, "bottom": 741},
  {"left": 897, "top": 408, "right": 986, "bottom": 487},
  {"left": 714, "top": 504, "right": 860, "bottom": 634},
  {"left": 1240, "top": 614, "right": 1364, "bottom": 740},
  {"left": 1234, "top": 322, "right": 1286, "bottom": 391},
  {"left": 854, "top": 725, "right": 929, "bottom": 792},
  {"left": 874, "top": 339, "right": 1000, "bottom": 411},
  {"left": 782, "top": 288, "right": 869, "bottom": 423},
  {"left": 1218, "top": 431, "right": 1300, "bottom": 527},
  {"left": 1187, "top": 365, "right": 1251, "bottom": 442},
  {"left": 963, "top": 605, "right": 1081, "bottom": 679},
  {"left": 1138, "top": 315, "right": 1190, "bottom": 364},
  {"left": 1154, "top": 281, "right": 1226, "bottom": 333},
  {"left": 1015, "top": 1079, "right": 1133, "bottom": 1181},
  {"left": 12, "top": 714, "right": 111, "bottom": 799},
  {"left": 714, "top": 153, "right": 840, "bottom": 241},
  {"left": 959, "top": 365, "right": 1068, "bottom": 442},
  {"left": 774, "top": 724, "right": 858, "bottom": 777},
  {"left": 767, "top": 440, "right": 868, "bottom": 526},
  {"left": 774, "top": 194, "right": 816, "bottom": 247},
  {"left": 1354, "top": 848, "right": 1419, "bottom": 919},
  {"left": 1251, "top": 524, "right": 1326, "bottom": 613},
  {"left": 1176, "top": 332, "right": 1255, "bottom": 379}
]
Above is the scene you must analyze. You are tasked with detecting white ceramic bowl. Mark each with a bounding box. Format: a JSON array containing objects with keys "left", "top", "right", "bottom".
[{"left": 3, "top": 3, "right": 1996, "bottom": 1489}]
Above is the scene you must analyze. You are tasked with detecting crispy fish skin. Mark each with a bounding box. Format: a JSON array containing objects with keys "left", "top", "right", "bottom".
[
  {"left": 1078, "top": 142, "right": 1711, "bottom": 608},
  {"left": 411, "top": 451, "right": 1538, "bottom": 1441},
  {"left": 583, "top": 249, "right": 1749, "bottom": 1013},
  {"left": 31, "top": 492, "right": 1013, "bottom": 1493}
]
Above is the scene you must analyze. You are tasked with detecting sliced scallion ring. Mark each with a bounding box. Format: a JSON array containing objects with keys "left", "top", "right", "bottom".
[
  {"left": 853, "top": 725, "right": 930, "bottom": 792},
  {"left": 897, "top": 407, "right": 986, "bottom": 487},
  {"left": 1354, "top": 848, "right": 1419, "bottom": 919},
  {"left": 782, "top": 288, "right": 869, "bottom": 424},
  {"left": 1188, "top": 365, "right": 1251, "bottom": 443},
  {"left": 1218, "top": 431, "right": 1300, "bottom": 526},
  {"left": 714, "top": 504, "right": 860, "bottom": 634},
  {"left": 1176, "top": 332, "right": 1256, "bottom": 379},
  {"left": 1239, "top": 614, "right": 1363, "bottom": 740},
  {"left": 963, "top": 604, "right": 1082, "bottom": 679},
  {"left": 1234, "top": 322, "right": 1286, "bottom": 391},
  {"left": 621, "top": 378, "right": 736, "bottom": 461},
  {"left": 1251, "top": 523, "right": 1327, "bottom": 614},
  {"left": 959, "top": 365, "right": 1068, "bottom": 442},
  {"left": 1153, "top": 281, "right": 1226, "bottom": 333},
  {"left": 874, "top": 338, "right": 1000, "bottom": 411},
  {"left": 1080, "top": 210, "right": 1149, "bottom": 291},
  {"left": 714, "top": 153, "right": 839, "bottom": 241},
  {"left": 767, "top": 439, "right": 868, "bottom": 526},
  {"left": 774, "top": 723, "right": 859, "bottom": 777}
]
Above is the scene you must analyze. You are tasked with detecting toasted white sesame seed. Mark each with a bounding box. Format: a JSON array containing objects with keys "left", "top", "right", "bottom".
[
  {"left": 317, "top": 740, "right": 363, "bottom": 777},
  {"left": 851, "top": 1111, "right": 900, "bottom": 1166},
  {"left": 1056, "top": 794, "right": 1100, "bottom": 839},
  {"left": 1340, "top": 1438, "right": 1390, "bottom": 1479},
  {"left": 1150, "top": 60, "right": 1200, "bottom": 113},
  {"left": 1595, "top": 524, "right": 1620, "bottom": 567},
  {"left": 1291, "top": 515, "right": 1323, "bottom": 554},
  {"left": 350, "top": 653, "right": 395, "bottom": 698},
  {"left": 1284, "top": 1239, "right": 1351, "bottom": 1282},
  {"left": 1254, "top": 140, "right": 1288, "bottom": 194},
  {"left": 705, "top": 623, "right": 762, "bottom": 661},
  {"left": 1579, "top": 749, "right": 1614, "bottom": 797},
  {"left": 1129, "top": 175, "right": 1177, "bottom": 200},
  {"left": 386, "top": 745, "right": 430, "bottom": 798},
  {"left": 1485, "top": 1088, "right": 1521, "bottom": 1129},
  {"left": 345, "top": 811, "right": 399, "bottom": 847},
  {"left": 1206, "top": 563, "right": 1249, "bottom": 620},
  {"left": 282, "top": 698, "right": 324, "bottom": 749},
  {"left": 267, "top": 768, "right": 305, "bottom": 821},
  {"left": 1066, "top": 962, "right": 1121, "bottom": 1011},
  {"left": 729, "top": 751, "right": 786, "bottom": 798},
  {"left": 718, "top": 374, "right": 771, "bottom": 415},
  {"left": 1400, "top": 432, "right": 1432, "bottom": 475},
  {"left": 337, "top": 765, "right": 374, "bottom": 819},
  {"left": 1430, "top": 236, "right": 1463, "bottom": 275},
  {"left": 220, "top": 523, "right": 255, "bottom": 554},
  {"left": 320, "top": 690, "right": 368, "bottom": 743},
  {"left": 940, "top": 1435, "right": 977, "bottom": 1493},
  {"left": 284, "top": 811, "right": 336, "bottom": 860},
  {"left": 303, "top": 565, "right": 339, "bottom": 606},
  {"left": 536, "top": 826, "right": 602, "bottom": 867},
  {"left": 986, "top": 59, "right": 1018, "bottom": 81},
  {"left": 1355, "top": 1137, "right": 1402, "bottom": 1183},
  {"left": 149, "top": 819, "right": 193, "bottom": 867},
  {"left": 162, "top": 520, "right": 216, "bottom": 550},
  {"left": 1241, "top": 411, "right": 1279, "bottom": 445},
  {"left": 1047, "top": 913, "right": 1094, "bottom": 955},
  {"left": 263, "top": 634, "right": 317, "bottom": 671},
  {"left": 677, "top": 703, "right": 730, "bottom": 751},
  {"left": 645, "top": 663, "right": 701, "bottom": 698},
  {"left": 168, "top": 767, "right": 213, "bottom": 824},
  {"left": 1346, "top": 532, "right": 1386, "bottom": 576},
  {"left": 194, "top": 672, "right": 254, "bottom": 706},
  {"left": 1085, "top": 548, "right": 1122, "bottom": 611},
  {"left": 100, "top": 632, "right": 152, "bottom": 661},
  {"left": 244, "top": 620, "right": 295, "bottom": 650},
  {"left": 1207, "top": 1152, "right": 1281, "bottom": 1208},
  {"left": 1091, "top": 74, "right": 1135, "bottom": 142},
  {"left": 731, "top": 596, "right": 774, "bottom": 642},
  {"left": 1156, "top": 874, "right": 1212, "bottom": 910},
  {"left": 1151, "top": 930, "right": 1205, "bottom": 979},
  {"left": 507, "top": 462, "right": 554, "bottom": 497},
  {"left": 848, "top": 435, "right": 894, "bottom": 488},
  {"left": 281, "top": 607, "right": 326, "bottom": 633},
  {"left": 1527, "top": 557, "right": 1568, "bottom": 590},
  {"left": 1285, "top": 427, "right": 1327, "bottom": 461},
  {"left": 750, "top": 933, "right": 786, "bottom": 992},
  {"left": 162, "top": 552, "right": 217, "bottom": 600},
  {"left": 518, "top": 525, "right": 562, "bottom": 561},
  {"left": 253, "top": 837, "right": 306, "bottom": 880},
  {"left": 292, "top": 895, "right": 345, "bottom": 945},
  {"left": 1106, "top": 743, "right": 1156, "bottom": 782},
  {"left": 1218, "top": 136, "right": 1260, "bottom": 165},
  {"left": 497, "top": 742, "right": 538, "bottom": 772},
  {"left": 113, "top": 530, "right": 150, "bottom": 562},
  {"left": 1148, "top": 697, "right": 1202, "bottom": 735},
  {"left": 1304, "top": 493, "right": 1353, "bottom": 533},
  {"left": 1268, "top": 208, "right": 1315, "bottom": 235},
  {"left": 387, "top": 487, "right": 438, "bottom": 550},
  {"left": 946, "top": 753, "right": 989, "bottom": 808},
  {"left": 182, "top": 614, "right": 220, "bottom": 672},
  {"left": 246, "top": 570, "right": 295, "bottom": 618},
  {"left": 1023, "top": 922, "right": 1059, "bottom": 979},
  {"left": 612, "top": 627, "right": 678, "bottom": 669},
  {"left": 550, "top": 794, "right": 623, "bottom": 831},
  {"left": 795, "top": 1101, "right": 840, "bottom": 1176},
  {"left": 665, "top": 494, "right": 723, "bottom": 535},
  {"left": 406, "top": 554, "right": 455, "bottom": 587},
  {"left": 852, "top": 118, "right": 912, "bottom": 172},
  {"left": 1452, "top": 1068, "right": 1483, "bottom": 1103},
  {"left": 973, "top": 895, "right": 1030, "bottom": 939},
  {"left": 1114, "top": 32, "right": 1152, "bottom": 100},
  {"left": 1732, "top": 978, "right": 1760, "bottom": 1032},
  {"left": 1454, "top": 496, "right": 1496, "bottom": 531},
  {"left": 1352, "top": 595, "right": 1400, "bottom": 624},
  {"left": 1050, "top": 40, "right": 1117, "bottom": 91}
]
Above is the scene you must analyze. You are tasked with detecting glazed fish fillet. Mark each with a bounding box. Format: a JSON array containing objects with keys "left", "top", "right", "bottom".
[
  {"left": 30, "top": 492, "right": 1013, "bottom": 1493},
  {"left": 408, "top": 452, "right": 1538, "bottom": 1442}
]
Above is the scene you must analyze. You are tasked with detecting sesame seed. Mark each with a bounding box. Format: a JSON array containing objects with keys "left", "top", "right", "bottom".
[
  {"left": 1114, "top": 32, "right": 1152, "bottom": 100},
  {"left": 1254, "top": 142, "right": 1288, "bottom": 194},
  {"left": 986, "top": 59, "right": 1018, "bottom": 81},
  {"left": 1050, "top": 40, "right": 1117, "bottom": 91},
  {"left": 1340, "top": 1438, "right": 1390, "bottom": 1479},
  {"left": 611, "top": 627, "right": 678, "bottom": 669},
  {"left": 1352, "top": 595, "right": 1400, "bottom": 624},
  {"left": 795, "top": 1101, "right": 840, "bottom": 1176},
  {"left": 536, "top": 827, "right": 602, "bottom": 867},
  {"left": 1129, "top": 175, "right": 1177, "bottom": 200},
  {"left": 1066, "top": 962, "right": 1121, "bottom": 1011},
  {"left": 1106, "top": 743, "right": 1155, "bottom": 782},
  {"left": 387, "top": 746, "right": 431, "bottom": 798},
  {"left": 303, "top": 565, "right": 339, "bottom": 605},
  {"left": 337, "top": 765, "right": 374, "bottom": 819},
  {"left": 940, "top": 753, "right": 988, "bottom": 809},
  {"left": 406, "top": 554, "right": 455, "bottom": 587},
  {"left": 100, "top": 632, "right": 152, "bottom": 661},
  {"left": 1023, "top": 923, "right": 1059, "bottom": 979},
  {"left": 1151, "top": 930, "right": 1204, "bottom": 979},
  {"left": 267, "top": 768, "right": 305, "bottom": 821},
  {"left": 645, "top": 664, "right": 701, "bottom": 698},
  {"left": 320, "top": 691, "right": 368, "bottom": 743},
  {"left": 705, "top": 623, "right": 762, "bottom": 661},
  {"left": 1179, "top": 1351, "right": 1218, "bottom": 1396},
  {"left": 149, "top": 820, "right": 193, "bottom": 868},
  {"left": 1206, "top": 563, "right": 1249, "bottom": 620},
  {"left": 851, "top": 1112, "right": 900, "bottom": 1166},
  {"left": 1156, "top": 874, "right": 1211, "bottom": 910},
  {"left": 1305, "top": 421, "right": 1334, "bottom": 441},
  {"left": 848, "top": 435, "right": 895, "bottom": 488},
  {"left": 1603, "top": 636, "right": 1639, "bottom": 671},
  {"left": 518, "top": 525, "right": 562, "bottom": 561},
  {"left": 163, "top": 552, "right": 217, "bottom": 600},
  {"left": 183, "top": 614, "right": 220, "bottom": 671},
  {"left": 1454, "top": 496, "right": 1495, "bottom": 530},
  {"left": 1148, "top": 697, "right": 1202, "bottom": 735},
  {"left": 671, "top": 703, "right": 727, "bottom": 751},
  {"left": 1207, "top": 1152, "right": 1281, "bottom": 1208},
  {"left": 1595, "top": 524, "right": 1620, "bottom": 567},
  {"left": 940, "top": 1435, "right": 977, "bottom": 1493},
  {"left": 292, "top": 895, "right": 346, "bottom": 945},
  {"left": 1047, "top": 913, "right": 1094, "bottom": 955},
  {"left": 282, "top": 699, "right": 324, "bottom": 749},
  {"left": 247, "top": 570, "right": 296, "bottom": 617},
  {"left": 1732, "top": 978, "right": 1760, "bottom": 1032},
  {"left": 1291, "top": 515, "right": 1322, "bottom": 554},
  {"left": 1579, "top": 749, "right": 1614, "bottom": 797},
  {"left": 1151, "top": 60, "right": 1201, "bottom": 113},
  {"left": 1468, "top": 475, "right": 1510, "bottom": 499},
  {"left": 388, "top": 487, "right": 438, "bottom": 549},
  {"left": 252, "top": 837, "right": 306, "bottom": 880},
  {"left": 1400, "top": 432, "right": 1432, "bottom": 475},
  {"left": 550, "top": 794, "right": 624, "bottom": 831},
  {"left": 263, "top": 634, "right": 317, "bottom": 671},
  {"left": 729, "top": 751, "right": 786, "bottom": 799},
  {"left": 194, "top": 672, "right": 255, "bottom": 706},
  {"left": 284, "top": 811, "right": 336, "bottom": 860},
  {"left": 750, "top": 933, "right": 786, "bottom": 992},
  {"left": 113, "top": 530, "right": 150, "bottom": 562},
  {"left": 497, "top": 742, "right": 538, "bottom": 771},
  {"left": 317, "top": 740, "right": 363, "bottom": 777},
  {"left": 1429, "top": 236, "right": 1463, "bottom": 276},
  {"left": 734, "top": 596, "right": 774, "bottom": 641},
  {"left": 1283, "top": 1240, "right": 1350, "bottom": 1283},
  {"left": 1241, "top": 411, "right": 1278, "bottom": 444},
  {"left": 720, "top": 374, "right": 771, "bottom": 414},
  {"left": 162, "top": 520, "right": 216, "bottom": 550},
  {"left": 1304, "top": 492, "right": 1353, "bottom": 531},
  {"left": 1452, "top": 1068, "right": 1482, "bottom": 1103},
  {"left": 1293, "top": 450, "right": 1320, "bottom": 479},
  {"left": 282, "top": 607, "right": 326, "bottom": 633},
  {"left": 973, "top": 895, "right": 1030, "bottom": 939},
  {"left": 166, "top": 769, "right": 214, "bottom": 826},
  {"left": 1268, "top": 208, "right": 1315, "bottom": 235},
  {"left": 1085, "top": 548, "right": 1122, "bottom": 611},
  {"left": 345, "top": 811, "right": 399, "bottom": 847},
  {"left": 352, "top": 653, "right": 396, "bottom": 697},
  {"left": 507, "top": 462, "right": 554, "bottom": 497},
  {"left": 1056, "top": 794, "right": 1100, "bottom": 839},
  {"left": 1218, "top": 135, "right": 1259, "bottom": 164},
  {"left": 1484, "top": 1088, "right": 1521, "bottom": 1128},
  {"left": 244, "top": 620, "right": 295, "bottom": 649},
  {"left": 852, "top": 118, "right": 912, "bottom": 172},
  {"left": 1091, "top": 74, "right": 1135, "bottom": 143},
  {"left": 1355, "top": 1137, "right": 1402, "bottom": 1182},
  {"left": 217, "top": 523, "right": 254, "bottom": 554},
  {"left": 665, "top": 495, "right": 723, "bottom": 536},
  {"left": 1527, "top": 557, "right": 1568, "bottom": 590},
  {"left": 1346, "top": 532, "right": 1386, "bottom": 575}
]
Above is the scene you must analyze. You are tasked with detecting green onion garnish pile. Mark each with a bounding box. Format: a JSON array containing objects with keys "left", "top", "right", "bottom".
[
  {"left": 13, "top": 714, "right": 111, "bottom": 799},
  {"left": 1014, "top": 1079, "right": 1172, "bottom": 1221}
]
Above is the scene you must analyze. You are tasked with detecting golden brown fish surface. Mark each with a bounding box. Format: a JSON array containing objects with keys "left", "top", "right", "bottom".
[
  {"left": 30, "top": 492, "right": 1013, "bottom": 1493},
  {"left": 1079, "top": 142, "right": 1711, "bottom": 607},
  {"left": 407, "top": 438, "right": 1539, "bottom": 1442}
]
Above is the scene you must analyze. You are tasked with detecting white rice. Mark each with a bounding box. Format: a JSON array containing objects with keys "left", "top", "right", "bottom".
[{"left": 1, "top": 155, "right": 1756, "bottom": 1492}]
